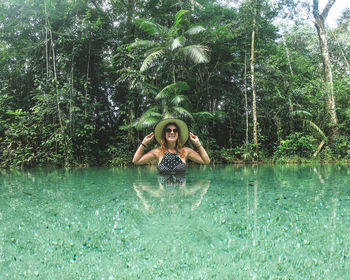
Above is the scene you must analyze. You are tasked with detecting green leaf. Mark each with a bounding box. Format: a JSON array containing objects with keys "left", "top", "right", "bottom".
[
  {"left": 171, "top": 36, "right": 185, "bottom": 51},
  {"left": 193, "top": 111, "right": 214, "bottom": 118},
  {"left": 185, "top": 25, "right": 206, "bottom": 35},
  {"left": 129, "top": 39, "right": 157, "bottom": 49},
  {"left": 174, "top": 10, "right": 188, "bottom": 28},
  {"left": 144, "top": 46, "right": 164, "bottom": 58},
  {"left": 172, "top": 106, "right": 194, "bottom": 120},
  {"left": 141, "top": 82, "right": 160, "bottom": 95},
  {"left": 213, "top": 110, "right": 227, "bottom": 119},
  {"left": 136, "top": 19, "right": 166, "bottom": 36},
  {"left": 135, "top": 117, "right": 159, "bottom": 130},
  {"left": 132, "top": 107, "right": 162, "bottom": 130},
  {"left": 304, "top": 120, "right": 327, "bottom": 141},
  {"left": 6, "top": 109, "right": 23, "bottom": 116},
  {"left": 120, "top": 121, "right": 137, "bottom": 130},
  {"left": 140, "top": 49, "right": 165, "bottom": 72},
  {"left": 156, "top": 82, "right": 190, "bottom": 100},
  {"left": 141, "top": 107, "right": 162, "bottom": 118},
  {"left": 171, "top": 94, "right": 189, "bottom": 106},
  {"left": 290, "top": 110, "right": 312, "bottom": 120},
  {"left": 180, "top": 45, "right": 209, "bottom": 64}
]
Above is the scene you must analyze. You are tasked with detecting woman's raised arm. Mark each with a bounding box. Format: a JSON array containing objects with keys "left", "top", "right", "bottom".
[{"left": 132, "top": 132, "right": 158, "bottom": 165}]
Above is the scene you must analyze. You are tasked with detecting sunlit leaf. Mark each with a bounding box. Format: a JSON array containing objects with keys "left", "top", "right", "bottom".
[
  {"left": 180, "top": 45, "right": 209, "bottom": 63},
  {"left": 136, "top": 19, "right": 166, "bottom": 36},
  {"left": 185, "top": 25, "right": 206, "bottom": 35},
  {"left": 172, "top": 106, "right": 194, "bottom": 120},
  {"left": 174, "top": 10, "right": 188, "bottom": 28},
  {"left": 129, "top": 39, "right": 156, "bottom": 49},
  {"left": 140, "top": 49, "right": 165, "bottom": 72},
  {"left": 171, "top": 36, "right": 185, "bottom": 51},
  {"left": 156, "top": 82, "right": 190, "bottom": 100},
  {"left": 290, "top": 110, "right": 312, "bottom": 119}
]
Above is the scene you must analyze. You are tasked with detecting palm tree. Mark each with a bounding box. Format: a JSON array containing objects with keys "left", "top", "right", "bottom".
[
  {"left": 290, "top": 110, "right": 328, "bottom": 157},
  {"left": 125, "top": 81, "right": 194, "bottom": 130},
  {"left": 130, "top": 9, "right": 209, "bottom": 83},
  {"left": 126, "top": 9, "right": 210, "bottom": 131}
]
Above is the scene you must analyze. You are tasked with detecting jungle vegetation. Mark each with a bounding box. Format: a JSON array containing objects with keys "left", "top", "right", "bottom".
[{"left": 0, "top": 0, "right": 349, "bottom": 168}]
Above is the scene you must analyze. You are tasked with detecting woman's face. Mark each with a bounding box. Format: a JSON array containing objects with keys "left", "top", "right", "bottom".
[{"left": 164, "top": 124, "right": 179, "bottom": 144}]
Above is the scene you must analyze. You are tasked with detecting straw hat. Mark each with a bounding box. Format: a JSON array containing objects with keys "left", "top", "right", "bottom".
[{"left": 154, "top": 118, "right": 189, "bottom": 144}]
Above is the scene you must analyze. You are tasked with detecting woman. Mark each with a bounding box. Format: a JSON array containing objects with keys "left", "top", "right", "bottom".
[{"left": 132, "top": 118, "right": 210, "bottom": 173}]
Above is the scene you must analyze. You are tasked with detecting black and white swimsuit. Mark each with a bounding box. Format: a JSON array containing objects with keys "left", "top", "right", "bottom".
[
  {"left": 157, "top": 153, "right": 187, "bottom": 175},
  {"left": 157, "top": 153, "right": 186, "bottom": 185}
]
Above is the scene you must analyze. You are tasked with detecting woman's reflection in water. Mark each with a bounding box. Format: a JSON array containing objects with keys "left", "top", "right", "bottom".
[{"left": 133, "top": 173, "right": 210, "bottom": 212}]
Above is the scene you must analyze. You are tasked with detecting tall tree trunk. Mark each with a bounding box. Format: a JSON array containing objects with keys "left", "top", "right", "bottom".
[
  {"left": 44, "top": 3, "right": 49, "bottom": 79},
  {"left": 250, "top": 1, "right": 258, "bottom": 147},
  {"left": 244, "top": 52, "right": 249, "bottom": 145},
  {"left": 49, "top": 28, "right": 64, "bottom": 135},
  {"left": 282, "top": 33, "right": 294, "bottom": 76},
  {"left": 70, "top": 64, "right": 74, "bottom": 136},
  {"left": 122, "top": 0, "right": 137, "bottom": 145},
  {"left": 282, "top": 33, "right": 294, "bottom": 131},
  {"left": 313, "top": 0, "right": 338, "bottom": 135},
  {"left": 85, "top": 43, "right": 91, "bottom": 117}
]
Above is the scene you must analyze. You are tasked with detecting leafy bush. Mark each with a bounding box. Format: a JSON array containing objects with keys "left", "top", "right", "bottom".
[
  {"left": 107, "top": 135, "right": 134, "bottom": 166},
  {"left": 273, "top": 132, "right": 316, "bottom": 161},
  {"left": 211, "top": 143, "right": 261, "bottom": 163},
  {"left": 327, "top": 135, "right": 350, "bottom": 160}
]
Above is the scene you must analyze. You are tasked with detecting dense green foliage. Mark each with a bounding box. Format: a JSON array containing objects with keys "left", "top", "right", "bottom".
[{"left": 0, "top": 0, "right": 349, "bottom": 168}]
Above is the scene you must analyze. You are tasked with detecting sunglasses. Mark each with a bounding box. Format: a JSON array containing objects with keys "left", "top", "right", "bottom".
[{"left": 165, "top": 128, "right": 178, "bottom": 133}]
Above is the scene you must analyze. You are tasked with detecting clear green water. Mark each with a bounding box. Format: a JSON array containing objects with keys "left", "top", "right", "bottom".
[{"left": 1, "top": 165, "right": 350, "bottom": 279}]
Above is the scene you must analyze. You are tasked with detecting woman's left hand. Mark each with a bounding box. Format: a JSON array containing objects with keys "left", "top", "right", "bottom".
[{"left": 189, "top": 132, "right": 201, "bottom": 148}]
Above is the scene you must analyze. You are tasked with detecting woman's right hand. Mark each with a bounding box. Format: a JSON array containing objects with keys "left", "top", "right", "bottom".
[
  {"left": 142, "top": 132, "right": 155, "bottom": 146},
  {"left": 133, "top": 132, "right": 156, "bottom": 164}
]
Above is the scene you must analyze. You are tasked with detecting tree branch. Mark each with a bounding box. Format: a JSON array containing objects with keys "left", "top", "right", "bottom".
[
  {"left": 312, "top": 0, "right": 319, "bottom": 19},
  {"left": 321, "top": 0, "right": 336, "bottom": 20}
]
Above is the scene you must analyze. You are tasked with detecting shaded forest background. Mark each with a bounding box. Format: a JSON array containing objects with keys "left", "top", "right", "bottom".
[{"left": 0, "top": 0, "right": 349, "bottom": 168}]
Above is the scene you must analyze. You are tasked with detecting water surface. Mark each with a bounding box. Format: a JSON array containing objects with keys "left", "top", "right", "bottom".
[{"left": 1, "top": 165, "right": 350, "bottom": 279}]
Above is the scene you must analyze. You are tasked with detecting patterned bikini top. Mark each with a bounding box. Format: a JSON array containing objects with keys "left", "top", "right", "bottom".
[{"left": 157, "top": 152, "right": 187, "bottom": 175}]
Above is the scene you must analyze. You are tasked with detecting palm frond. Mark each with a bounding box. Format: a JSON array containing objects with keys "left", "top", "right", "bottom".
[
  {"left": 135, "top": 116, "right": 160, "bottom": 130},
  {"left": 171, "top": 36, "right": 185, "bottom": 51},
  {"left": 171, "top": 94, "right": 190, "bottom": 106},
  {"left": 193, "top": 111, "right": 214, "bottom": 119},
  {"left": 138, "top": 108, "right": 162, "bottom": 122},
  {"left": 136, "top": 19, "right": 166, "bottom": 36},
  {"left": 156, "top": 82, "right": 190, "bottom": 100},
  {"left": 163, "top": 111, "right": 174, "bottom": 119},
  {"left": 140, "top": 49, "right": 165, "bottom": 72},
  {"left": 185, "top": 25, "right": 206, "bottom": 35},
  {"left": 172, "top": 106, "right": 194, "bottom": 121},
  {"left": 174, "top": 10, "right": 188, "bottom": 28},
  {"left": 180, "top": 45, "right": 209, "bottom": 64},
  {"left": 143, "top": 46, "right": 165, "bottom": 59},
  {"left": 135, "top": 107, "right": 162, "bottom": 130},
  {"left": 141, "top": 82, "right": 160, "bottom": 95},
  {"left": 213, "top": 110, "right": 227, "bottom": 119},
  {"left": 120, "top": 120, "right": 138, "bottom": 130},
  {"left": 304, "top": 120, "right": 327, "bottom": 141},
  {"left": 290, "top": 110, "right": 312, "bottom": 120},
  {"left": 129, "top": 39, "right": 157, "bottom": 49},
  {"left": 190, "top": 0, "right": 204, "bottom": 9}
]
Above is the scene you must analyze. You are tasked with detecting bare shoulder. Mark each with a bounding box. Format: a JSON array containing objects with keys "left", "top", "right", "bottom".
[
  {"left": 184, "top": 147, "right": 195, "bottom": 152},
  {"left": 183, "top": 147, "right": 195, "bottom": 156},
  {"left": 151, "top": 147, "right": 162, "bottom": 158}
]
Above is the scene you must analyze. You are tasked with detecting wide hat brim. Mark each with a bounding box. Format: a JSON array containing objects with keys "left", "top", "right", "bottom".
[{"left": 154, "top": 118, "right": 189, "bottom": 144}]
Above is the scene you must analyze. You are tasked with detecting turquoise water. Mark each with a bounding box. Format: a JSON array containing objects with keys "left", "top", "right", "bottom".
[{"left": 1, "top": 165, "right": 350, "bottom": 279}]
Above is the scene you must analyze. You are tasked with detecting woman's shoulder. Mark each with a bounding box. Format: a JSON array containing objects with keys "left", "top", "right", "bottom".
[
  {"left": 151, "top": 147, "right": 162, "bottom": 157},
  {"left": 183, "top": 146, "right": 195, "bottom": 155}
]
